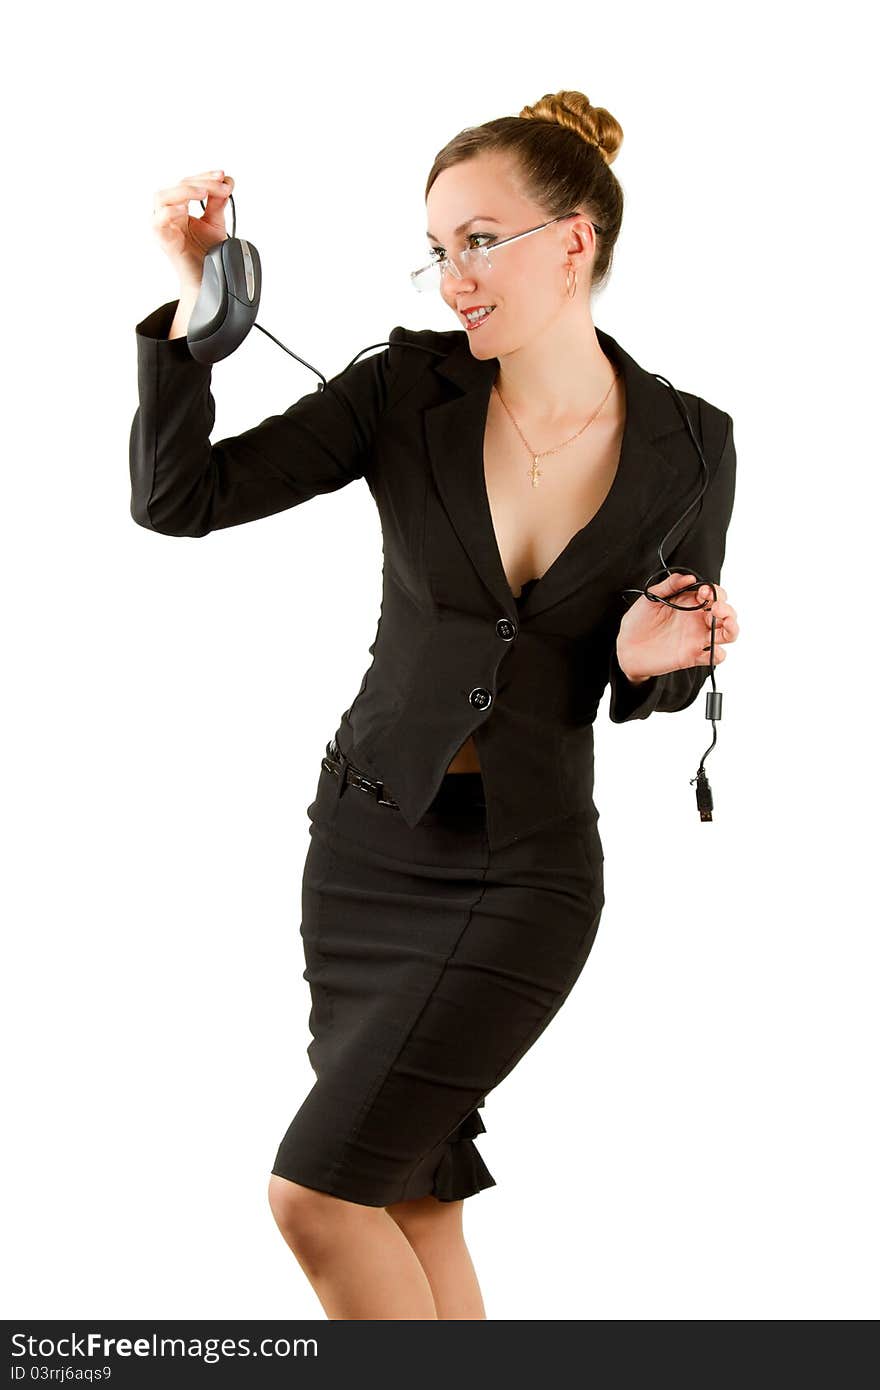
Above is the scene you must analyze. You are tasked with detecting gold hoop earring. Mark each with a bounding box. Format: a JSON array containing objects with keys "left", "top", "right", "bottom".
[{"left": 566, "top": 266, "right": 578, "bottom": 299}]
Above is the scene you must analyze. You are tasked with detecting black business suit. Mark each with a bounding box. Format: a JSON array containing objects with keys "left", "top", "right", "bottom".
[{"left": 131, "top": 300, "right": 736, "bottom": 1204}]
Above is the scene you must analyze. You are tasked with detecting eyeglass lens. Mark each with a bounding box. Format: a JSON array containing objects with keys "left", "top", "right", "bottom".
[{"left": 414, "top": 246, "right": 496, "bottom": 292}]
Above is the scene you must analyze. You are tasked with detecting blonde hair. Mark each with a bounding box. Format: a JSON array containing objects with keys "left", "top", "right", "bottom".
[{"left": 425, "top": 89, "right": 625, "bottom": 292}]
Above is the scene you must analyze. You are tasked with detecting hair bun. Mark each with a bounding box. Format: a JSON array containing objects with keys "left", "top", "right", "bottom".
[{"left": 519, "top": 89, "right": 623, "bottom": 165}]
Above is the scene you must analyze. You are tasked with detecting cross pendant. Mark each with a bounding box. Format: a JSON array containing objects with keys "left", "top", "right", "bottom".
[{"left": 529, "top": 456, "right": 542, "bottom": 488}]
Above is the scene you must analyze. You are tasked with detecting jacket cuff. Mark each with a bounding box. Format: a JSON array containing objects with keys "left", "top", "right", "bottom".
[
  {"left": 607, "top": 646, "right": 668, "bottom": 721},
  {"left": 135, "top": 299, "right": 208, "bottom": 367}
]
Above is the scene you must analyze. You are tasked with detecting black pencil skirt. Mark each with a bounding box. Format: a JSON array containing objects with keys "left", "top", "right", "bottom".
[{"left": 270, "top": 748, "right": 605, "bottom": 1207}]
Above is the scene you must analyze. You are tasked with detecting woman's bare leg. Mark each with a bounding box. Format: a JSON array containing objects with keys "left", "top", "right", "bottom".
[
  {"left": 267, "top": 1175, "right": 438, "bottom": 1319},
  {"left": 385, "top": 1194, "right": 487, "bottom": 1320}
]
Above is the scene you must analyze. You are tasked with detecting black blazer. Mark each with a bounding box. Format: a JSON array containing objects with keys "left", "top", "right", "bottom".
[{"left": 130, "top": 299, "right": 736, "bottom": 849}]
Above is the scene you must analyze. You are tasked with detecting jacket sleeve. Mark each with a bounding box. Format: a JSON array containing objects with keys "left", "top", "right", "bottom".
[
  {"left": 129, "top": 299, "right": 400, "bottom": 537},
  {"left": 607, "top": 408, "right": 737, "bottom": 722}
]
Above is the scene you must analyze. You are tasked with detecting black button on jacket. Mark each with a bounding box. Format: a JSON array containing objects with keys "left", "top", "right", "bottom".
[{"left": 130, "top": 300, "right": 737, "bottom": 849}]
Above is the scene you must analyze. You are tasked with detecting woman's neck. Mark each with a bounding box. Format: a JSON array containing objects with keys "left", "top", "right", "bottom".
[{"left": 494, "top": 316, "right": 618, "bottom": 428}]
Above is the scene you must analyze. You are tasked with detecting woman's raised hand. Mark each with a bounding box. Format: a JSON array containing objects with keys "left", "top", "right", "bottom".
[{"left": 151, "top": 169, "right": 235, "bottom": 288}]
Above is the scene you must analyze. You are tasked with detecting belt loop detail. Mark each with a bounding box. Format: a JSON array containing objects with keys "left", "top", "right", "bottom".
[{"left": 335, "top": 753, "right": 350, "bottom": 799}]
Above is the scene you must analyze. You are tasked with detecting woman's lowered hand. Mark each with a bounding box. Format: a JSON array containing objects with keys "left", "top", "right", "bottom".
[{"left": 615, "top": 571, "right": 740, "bottom": 684}]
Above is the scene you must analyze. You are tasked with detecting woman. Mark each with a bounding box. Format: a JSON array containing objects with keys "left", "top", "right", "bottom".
[{"left": 135, "top": 89, "right": 739, "bottom": 1319}]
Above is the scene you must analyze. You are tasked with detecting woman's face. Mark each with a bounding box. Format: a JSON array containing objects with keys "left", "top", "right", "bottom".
[{"left": 424, "top": 151, "right": 594, "bottom": 356}]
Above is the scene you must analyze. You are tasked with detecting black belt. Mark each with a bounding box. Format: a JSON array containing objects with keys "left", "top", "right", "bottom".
[{"left": 321, "top": 738, "right": 400, "bottom": 807}]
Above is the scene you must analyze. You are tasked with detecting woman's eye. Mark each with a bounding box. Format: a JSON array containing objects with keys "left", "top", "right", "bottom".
[{"left": 428, "top": 232, "right": 495, "bottom": 261}]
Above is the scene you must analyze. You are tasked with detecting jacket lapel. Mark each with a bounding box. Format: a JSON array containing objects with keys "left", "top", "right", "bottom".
[
  {"left": 422, "top": 356, "right": 512, "bottom": 612},
  {"left": 422, "top": 325, "right": 698, "bottom": 618}
]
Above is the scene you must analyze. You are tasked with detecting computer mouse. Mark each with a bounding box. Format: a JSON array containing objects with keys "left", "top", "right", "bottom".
[{"left": 186, "top": 234, "right": 262, "bottom": 364}]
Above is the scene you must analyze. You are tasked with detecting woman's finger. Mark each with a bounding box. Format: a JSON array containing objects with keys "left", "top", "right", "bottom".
[
  {"left": 703, "top": 621, "right": 737, "bottom": 644},
  {"left": 696, "top": 583, "right": 727, "bottom": 605},
  {"left": 703, "top": 604, "right": 738, "bottom": 639},
  {"left": 648, "top": 571, "right": 701, "bottom": 599}
]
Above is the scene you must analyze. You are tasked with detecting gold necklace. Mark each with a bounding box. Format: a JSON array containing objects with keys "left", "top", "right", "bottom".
[{"left": 493, "top": 369, "right": 620, "bottom": 488}]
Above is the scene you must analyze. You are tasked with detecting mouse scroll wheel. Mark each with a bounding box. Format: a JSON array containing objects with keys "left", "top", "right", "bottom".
[{"left": 238, "top": 239, "right": 257, "bottom": 302}]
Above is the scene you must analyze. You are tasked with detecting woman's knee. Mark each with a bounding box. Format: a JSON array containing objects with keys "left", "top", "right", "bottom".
[
  {"left": 267, "top": 1174, "right": 364, "bottom": 1251},
  {"left": 386, "top": 1194, "right": 464, "bottom": 1238}
]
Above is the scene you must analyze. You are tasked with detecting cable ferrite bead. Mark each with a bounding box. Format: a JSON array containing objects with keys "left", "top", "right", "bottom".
[{"left": 705, "top": 689, "right": 723, "bottom": 721}]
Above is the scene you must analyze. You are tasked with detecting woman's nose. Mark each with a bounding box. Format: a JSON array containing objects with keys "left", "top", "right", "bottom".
[{"left": 441, "top": 265, "right": 477, "bottom": 307}]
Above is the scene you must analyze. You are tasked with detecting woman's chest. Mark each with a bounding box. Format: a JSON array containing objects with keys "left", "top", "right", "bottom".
[{"left": 482, "top": 386, "right": 627, "bottom": 598}]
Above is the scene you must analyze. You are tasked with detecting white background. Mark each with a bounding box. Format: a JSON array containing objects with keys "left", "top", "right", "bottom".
[{"left": 3, "top": 0, "right": 876, "bottom": 1321}]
